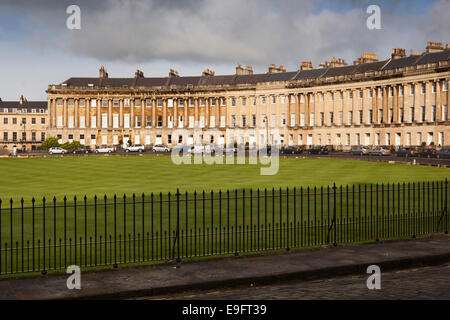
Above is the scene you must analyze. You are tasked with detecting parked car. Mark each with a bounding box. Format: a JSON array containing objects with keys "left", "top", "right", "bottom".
[
  {"left": 152, "top": 144, "right": 170, "bottom": 153},
  {"left": 49, "top": 147, "right": 67, "bottom": 155},
  {"left": 351, "top": 146, "right": 370, "bottom": 156},
  {"left": 258, "top": 145, "right": 272, "bottom": 156},
  {"left": 396, "top": 147, "right": 418, "bottom": 158},
  {"left": 281, "top": 146, "right": 303, "bottom": 155},
  {"left": 436, "top": 149, "right": 450, "bottom": 159},
  {"left": 419, "top": 148, "right": 437, "bottom": 158},
  {"left": 72, "top": 146, "right": 91, "bottom": 154},
  {"left": 368, "top": 147, "right": 391, "bottom": 156},
  {"left": 95, "top": 146, "right": 115, "bottom": 154},
  {"left": 308, "top": 146, "right": 329, "bottom": 155},
  {"left": 125, "top": 144, "right": 145, "bottom": 153}
]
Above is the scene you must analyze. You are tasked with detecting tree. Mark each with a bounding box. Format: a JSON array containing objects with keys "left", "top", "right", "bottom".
[
  {"left": 61, "top": 141, "right": 81, "bottom": 151},
  {"left": 41, "top": 137, "right": 60, "bottom": 150}
]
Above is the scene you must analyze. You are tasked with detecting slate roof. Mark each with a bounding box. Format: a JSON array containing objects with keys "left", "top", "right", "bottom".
[
  {"left": 264, "top": 71, "right": 298, "bottom": 82},
  {"left": 0, "top": 101, "right": 47, "bottom": 112},
  {"left": 58, "top": 49, "right": 450, "bottom": 89},
  {"left": 294, "top": 68, "right": 328, "bottom": 80}
]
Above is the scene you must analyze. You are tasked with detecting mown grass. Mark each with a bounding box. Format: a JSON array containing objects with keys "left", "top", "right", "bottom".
[{"left": 0, "top": 156, "right": 448, "bottom": 276}]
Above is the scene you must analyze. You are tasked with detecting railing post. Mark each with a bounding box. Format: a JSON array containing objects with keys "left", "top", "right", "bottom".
[
  {"left": 175, "top": 189, "right": 181, "bottom": 263},
  {"left": 445, "top": 179, "right": 448, "bottom": 234}
]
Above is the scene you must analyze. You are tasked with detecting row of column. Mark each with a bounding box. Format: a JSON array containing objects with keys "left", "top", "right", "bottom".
[
  {"left": 286, "top": 79, "right": 448, "bottom": 128},
  {"left": 49, "top": 79, "right": 448, "bottom": 130}
]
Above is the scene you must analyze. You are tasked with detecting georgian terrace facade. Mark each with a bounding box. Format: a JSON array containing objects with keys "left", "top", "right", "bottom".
[
  {"left": 0, "top": 97, "right": 48, "bottom": 152},
  {"left": 46, "top": 43, "right": 450, "bottom": 150}
]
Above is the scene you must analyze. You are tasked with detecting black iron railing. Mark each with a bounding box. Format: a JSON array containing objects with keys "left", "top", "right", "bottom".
[{"left": 0, "top": 180, "right": 448, "bottom": 276}]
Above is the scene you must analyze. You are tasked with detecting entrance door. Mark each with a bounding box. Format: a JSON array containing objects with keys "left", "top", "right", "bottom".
[
  {"left": 307, "top": 134, "right": 313, "bottom": 146},
  {"left": 395, "top": 133, "right": 401, "bottom": 147},
  {"left": 156, "top": 135, "right": 162, "bottom": 145}
]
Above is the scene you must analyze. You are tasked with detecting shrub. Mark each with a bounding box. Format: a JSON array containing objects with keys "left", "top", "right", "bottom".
[{"left": 41, "top": 137, "right": 60, "bottom": 150}]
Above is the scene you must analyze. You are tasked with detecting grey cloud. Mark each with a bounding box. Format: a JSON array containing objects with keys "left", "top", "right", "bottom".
[{"left": 2, "top": 0, "right": 450, "bottom": 72}]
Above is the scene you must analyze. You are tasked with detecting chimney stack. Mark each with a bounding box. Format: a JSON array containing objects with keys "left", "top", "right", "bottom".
[
  {"left": 410, "top": 49, "right": 421, "bottom": 56},
  {"left": 169, "top": 69, "right": 179, "bottom": 77},
  {"left": 134, "top": 69, "right": 144, "bottom": 78},
  {"left": 99, "top": 66, "right": 108, "bottom": 79},
  {"left": 391, "top": 48, "right": 406, "bottom": 59},
  {"left": 244, "top": 66, "right": 253, "bottom": 75},
  {"left": 300, "top": 61, "right": 313, "bottom": 70},
  {"left": 202, "top": 69, "right": 215, "bottom": 76},
  {"left": 354, "top": 52, "right": 378, "bottom": 65},
  {"left": 426, "top": 41, "right": 444, "bottom": 53},
  {"left": 320, "top": 57, "right": 347, "bottom": 68},
  {"left": 19, "top": 95, "right": 24, "bottom": 105},
  {"left": 268, "top": 64, "right": 286, "bottom": 73},
  {"left": 235, "top": 63, "right": 244, "bottom": 75}
]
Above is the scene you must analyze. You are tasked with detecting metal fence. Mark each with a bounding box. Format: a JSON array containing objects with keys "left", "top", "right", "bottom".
[{"left": 0, "top": 180, "right": 448, "bottom": 276}]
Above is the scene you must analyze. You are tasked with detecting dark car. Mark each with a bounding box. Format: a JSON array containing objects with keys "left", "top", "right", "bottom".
[
  {"left": 72, "top": 146, "right": 91, "bottom": 154},
  {"left": 308, "top": 146, "right": 329, "bottom": 155},
  {"left": 396, "top": 147, "right": 417, "bottom": 158},
  {"left": 436, "top": 149, "right": 450, "bottom": 159},
  {"left": 281, "top": 146, "right": 303, "bottom": 155},
  {"left": 258, "top": 145, "right": 272, "bottom": 155},
  {"left": 419, "top": 148, "right": 437, "bottom": 158}
]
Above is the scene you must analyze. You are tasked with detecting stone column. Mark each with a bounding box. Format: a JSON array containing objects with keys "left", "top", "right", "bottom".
[
  {"left": 163, "top": 99, "right": 167, "bottom": 127},
  {"left": 86, "top": 99, "right": 91, "bottom": 128},
  {"left": 63, "top": 99, "right": 68, "bottom": 128},
  {"left": 195, "top": 98, "right": 199, "bottom": 123},
  {"left": 74, "top": 98, "right": 79, "bottom": 128},
  {"left": 141, "top": 98, "right": 145, "bottom": 128},
  {"left": 108, "top": 99, "right": 113, "bottom": 129},
  {"left": 130, "top": 99, "right": 135, "bottom": 128},
  {"left": 173, "top": 98, "right": 178, "bottom": 128},
  {"left": 119, "top": 99, "right": 124, "bottom": 128},
  {"left": 383, "top": 86, "right": 388, "bottom": 124},
  {"left": 306, "top": 94, "right": 311, "bottom": 127},
  {"left": 393, "top": 85, "right": 399, "bottom": 123},
  {"left": 152, "top": 99, "right": 156, "bottom": 128},
  {"left": 97, "top": 99, "right": 101, "bottom": 128},
  {"left": 205, "top": 98, "right": 210, "bottom": 128},
  {"left": 184, "top": 99, "right": 188, "bottom": 128},
  {"left": 215, "top": 98, "right": 220, "bottom": 128}
]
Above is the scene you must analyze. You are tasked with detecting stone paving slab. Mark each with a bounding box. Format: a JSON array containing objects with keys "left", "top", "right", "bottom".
[{"left": 0, "top": 235, "right": 449, "bottom": 300}]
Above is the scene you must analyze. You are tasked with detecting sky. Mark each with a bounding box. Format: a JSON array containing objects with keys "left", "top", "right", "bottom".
[{"left": 0, "top": 0, "right": 448, "bottom": 101}]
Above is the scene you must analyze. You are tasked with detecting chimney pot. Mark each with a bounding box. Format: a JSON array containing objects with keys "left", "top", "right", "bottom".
[
  {"left": 301, "top": 61, "right": 313, "bottom": 70},
  {"left": 202, "top": 69, "right": 215, "bottom": 76},
  {"left": 236, "top": 63, "right": 244, "bottom": 75},
  {"left": 99, "top": 66, "right": 108, "bottom": 78},
  {"left": 169, "top": 69, "right": 179, "bottom": 77},
  {"left": 426, "top": 41, "right": 444, "bottom": 53},
  {"left": 392, "top": 48, "right": 406, "bottom": 59}
]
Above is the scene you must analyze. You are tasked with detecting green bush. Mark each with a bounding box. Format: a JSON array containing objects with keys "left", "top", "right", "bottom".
[
  {"left": 41, "top": 137, "right": 60, "bottom": 150},
  {"left": 61, "top": 141, "right": 82, "bottom": 151}
]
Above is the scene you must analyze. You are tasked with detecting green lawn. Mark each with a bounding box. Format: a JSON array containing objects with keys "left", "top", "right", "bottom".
[
  {"left": 0, "top": 155, "right": 448, "bottom": 202},
  {"left": 0, "top": 156, "right": 448, "bottom": 276}
]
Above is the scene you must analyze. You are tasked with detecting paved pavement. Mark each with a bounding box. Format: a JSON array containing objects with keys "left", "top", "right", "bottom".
[
  {"left": 145, "top": 263, "right": 450, "bottom": 300},
  {"left": 0, "top": 234, "right": 449, "bottom": 300}
]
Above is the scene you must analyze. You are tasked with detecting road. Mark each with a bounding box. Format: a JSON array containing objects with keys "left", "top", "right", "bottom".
[{"left": 142, "top": 263, "right": 450, "bottom": 300}]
